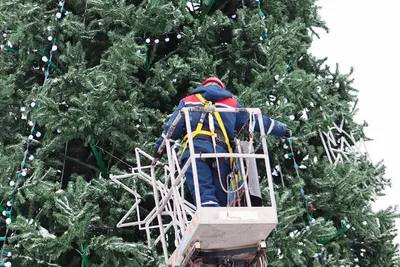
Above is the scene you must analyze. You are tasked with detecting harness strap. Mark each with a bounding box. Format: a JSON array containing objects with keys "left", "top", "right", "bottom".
[{"left": 181, "top": 94, "right": 233, "bottom": 159}]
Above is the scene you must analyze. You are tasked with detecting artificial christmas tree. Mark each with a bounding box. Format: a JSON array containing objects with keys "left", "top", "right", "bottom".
[{"left": 0, "top": 0, "right": 398, "bottom": 266}]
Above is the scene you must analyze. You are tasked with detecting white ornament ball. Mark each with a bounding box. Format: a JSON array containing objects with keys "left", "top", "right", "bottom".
[
  {"left": 335, "top": 82, "right": 340, "bottom": 88},
  {"left": 136, "top": 124, "right": 140, "bottom": 128},
  {"left": 177, "top": 34, "right": 182, "bottom": 39},
  {"left": 36, "top": 131, "right": 41, "bottom": 137},
  {"left": 2, "top": 211, "right": 6, "bottom": 216},
  {"left": 42, "top": 56, "right": 48, "bottom": 62},
  {"left": 31, "top": 102, "right": 36, "bottom": 107},
  {"left": 5, "top": 218, "right": 11, "bottom": 224},
  {"left": 172, "top": 78, "right": 177, "bottom": 83},
  {"left": 274, "top": 74, "right": 280, "bottom": 81},
  {"left": 22, "top": 170, "right": 27, "bottom": 176},
  {"left": 0, "top": 44, "right": 4, "bottom": 50},
  {"left": 28, "top": 121, "right": 34, "bottom": 126},
  {"left": 28, "top": 135, "right": 34, "bottom": 140},
  {"left": 56, "top": 12, "right": 62, "bottom": 19},
  {"left": 289, "top": 115, "right": 295, "bottom": 120},
  {"left": 6, "top": 201, "right": 12, "bottom": 207},
  {"left": 283, "top": 144, "right": 288, "bottom": 149},
  {"left": 48, "top": 36, "right": 53, "bottom": 41},
  {"left": 9, "top": 181, "right": 15, "bottom": 186},
  {"left": 145, "top": 38, "right": 150, "bottom": 43},
  {"left": 165, "top": 37, "right": 170, "bottom": 42},
  {"left": 28, "top": 155, "right": 34, "bottom": 160},
  {"left": 52, "top": 45, "right": 58, "bottom": 51},
  {"left": 4, "top": 262, "right": 11, "bottom": 267},
  {"left": 57, "top": 129, "right": 62, "bottom": 134},
  {"left": 47, "top": 26, "right": 52, "bottom": 31},
  {"left": 136, "top": 50, "right": 141, "bottom": 54},
  {"left": 362, "top": 221, "right": 367, "bottom": 225},
  {"left": 232, "top": 14, "right": 236, "bottom": 18},
  {"left": 154, "top": 39, "right": 159, "bottom": 44},
  {"left": 21, "top": 114, "right": 27, "bottom": 120},
  {"left": 259, "top": 36, "right": 263, "bottom": 41},
  {"left": 59, "top": 1, "right": 64, "bottom": 6},
  {"left": 3, "top": 33, "right": 6, "bottom": 37}
]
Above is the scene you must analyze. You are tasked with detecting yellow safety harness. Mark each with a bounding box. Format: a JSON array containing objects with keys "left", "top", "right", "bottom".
[{"left": 181, "top": 94, "right": 233, "bottom": 159}]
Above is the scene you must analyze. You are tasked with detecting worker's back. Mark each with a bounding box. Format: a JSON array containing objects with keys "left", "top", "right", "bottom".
[{"left": 182, "top": 85, "right": 239, "bottom": 141}]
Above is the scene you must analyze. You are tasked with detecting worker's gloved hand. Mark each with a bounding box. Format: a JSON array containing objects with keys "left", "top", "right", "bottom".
[
  {"left": 284, "top": 128, "right": 292, "bottom": 138},
  {"left": 153, "top": 150, "right": 163, "bottom": 159}
]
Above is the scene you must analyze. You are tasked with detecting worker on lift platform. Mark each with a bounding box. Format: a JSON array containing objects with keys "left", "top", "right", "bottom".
[{"left": 154, "top": 77, "right": 291, "bottom": 207}]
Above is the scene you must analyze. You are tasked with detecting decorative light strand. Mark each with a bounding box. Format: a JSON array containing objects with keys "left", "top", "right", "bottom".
[
  {"left": 286, "top": 138, "right": 315, "bottom": 223},
  {"left": 0, "top": 1, "right": 68, "bottom": 266},
  {"left": 255, "top": 0, "right": 268, "bottom": 40}
]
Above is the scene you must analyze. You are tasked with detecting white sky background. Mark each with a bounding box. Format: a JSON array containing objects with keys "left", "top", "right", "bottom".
[{"left": 310, "top": 0, "right": 400, "bottom": 246}]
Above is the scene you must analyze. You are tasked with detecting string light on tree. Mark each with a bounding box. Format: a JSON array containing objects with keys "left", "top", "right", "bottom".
[
  {"left": 0, "top": 1, "right": 69, "bottom": 265},
  {"left": 285, "top": 115, "right": 295, "bottom": 121}
]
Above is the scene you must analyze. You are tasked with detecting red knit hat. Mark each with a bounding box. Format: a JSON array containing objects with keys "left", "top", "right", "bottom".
[{"left": 202, "top": 77, "right": 225, "bottom": 89}]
